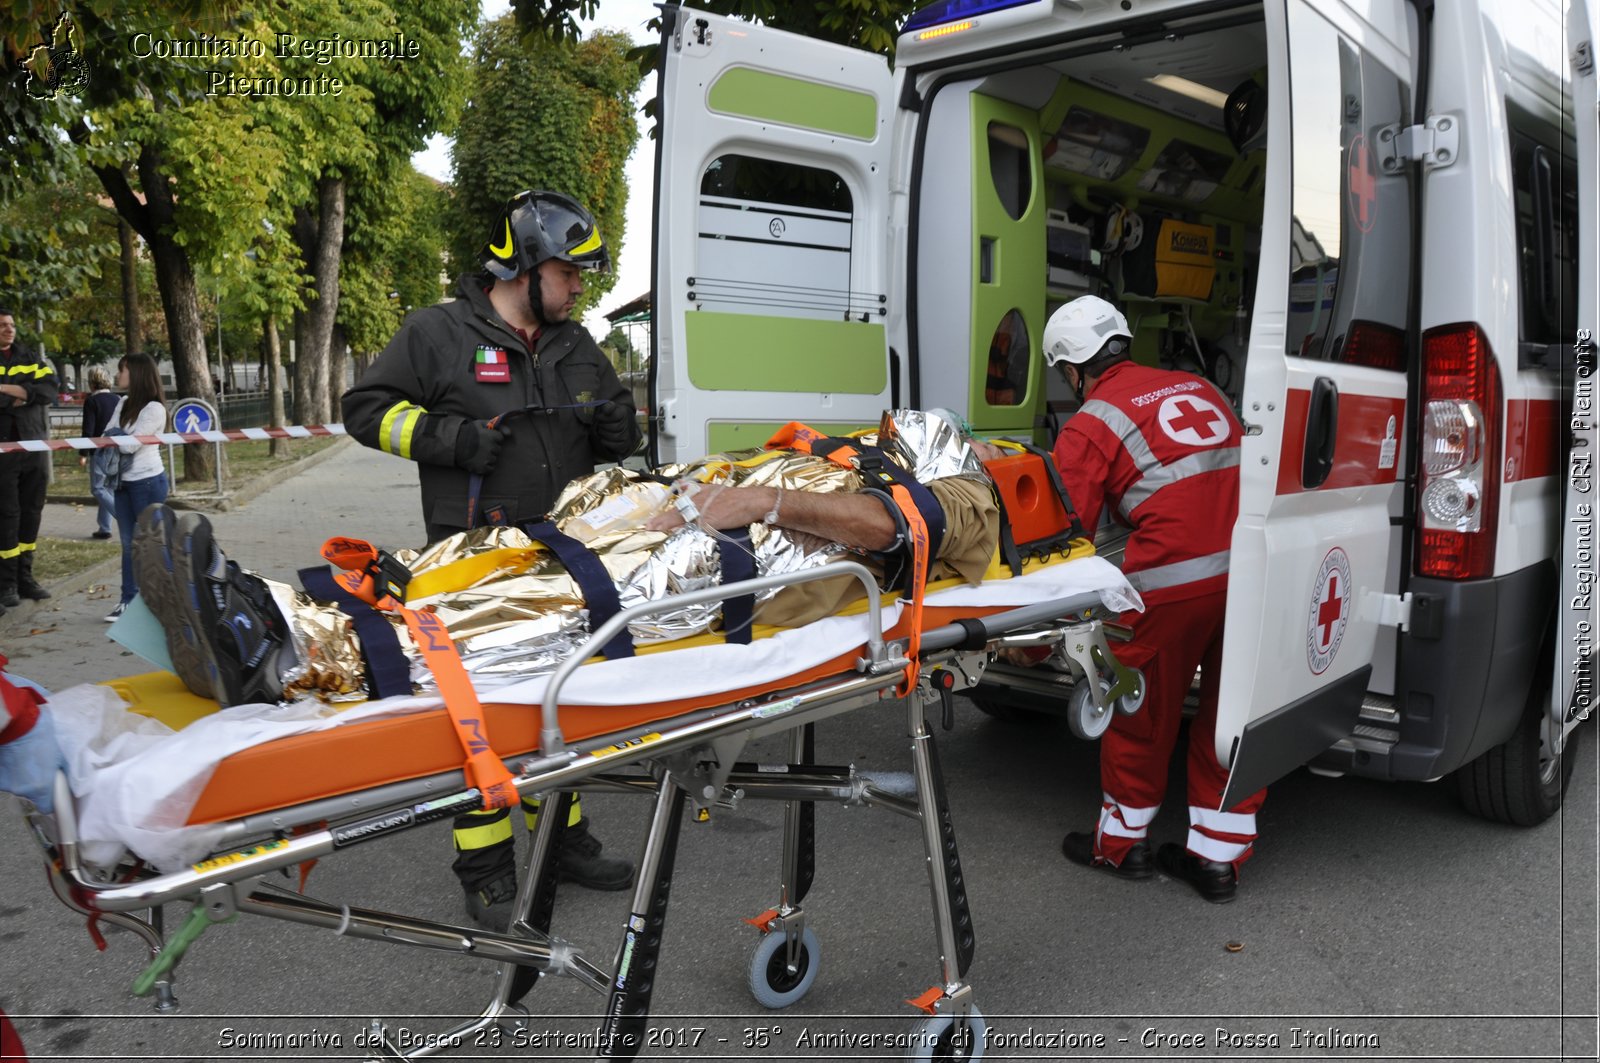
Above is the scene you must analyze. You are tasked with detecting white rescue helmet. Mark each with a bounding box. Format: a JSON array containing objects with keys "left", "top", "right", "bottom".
[{"left": 1043, "top": 295, "right": 1132, "bottom": 367}]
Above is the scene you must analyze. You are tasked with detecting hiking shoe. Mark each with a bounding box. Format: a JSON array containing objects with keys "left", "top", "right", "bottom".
[
  {"left": 1157, "top": 842, "right": 1238, "bottom": 904},
  {"left": 464, "top": 871, "right": 518, "bottom": 932},
  {"left": 558, "top": 818, "right": 635, "bottom": 891},
  {"left": 135, "top": 505, "right": 216, "bottom": 698},
  {"left": 172, "top": 513, "right": 293, "bottom": 707},
  {"left": 1061, "top": 831, "right": 1154, "bottom": 880}
]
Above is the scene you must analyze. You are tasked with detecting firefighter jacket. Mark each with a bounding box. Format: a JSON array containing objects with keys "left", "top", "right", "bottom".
[
  {"left": 342, "top": 275, "right": 641, "bottom": 535},
  {"left": 0, "top": 340, "right": 58, "bottom": 443},
  {"left": 1052, "top": 361, "right": 1240, "bottom": 605}
]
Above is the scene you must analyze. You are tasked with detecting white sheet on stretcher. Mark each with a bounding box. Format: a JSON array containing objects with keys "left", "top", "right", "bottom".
[{"left": 49, "top": 557, "right": 1138, "bottom": 872}]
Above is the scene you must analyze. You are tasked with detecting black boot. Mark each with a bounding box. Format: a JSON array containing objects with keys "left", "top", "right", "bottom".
[
  {"left": 16, "top": 553, "right": 50, "bottom": 600},
  {"left": 0, "top": 556, "right": 19, "bottom": 609},
  {"left": 1157, "top": 842, "right": 1238, "bottom": 903},
  {"left": 558, "top": 818, "right": 635, "bottom": 891}
]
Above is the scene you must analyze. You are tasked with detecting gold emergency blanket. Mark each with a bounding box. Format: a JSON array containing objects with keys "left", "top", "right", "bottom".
[{"left": 276, "top": 410, "right": 988, "bottom": 702}]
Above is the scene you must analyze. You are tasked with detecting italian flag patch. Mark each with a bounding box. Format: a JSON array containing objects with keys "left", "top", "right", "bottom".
[{"left": 474, "top": 346, "right": 511, "bottom": 383}]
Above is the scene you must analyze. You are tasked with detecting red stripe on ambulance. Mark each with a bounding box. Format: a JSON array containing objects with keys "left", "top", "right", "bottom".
[{"left": 1275, "top": 389, "right": 1406, "bottom": 495}]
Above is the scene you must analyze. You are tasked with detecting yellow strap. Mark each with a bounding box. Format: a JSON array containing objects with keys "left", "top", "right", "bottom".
[{"left": 406, "top": 545, "right": 545, "bottom": 601}]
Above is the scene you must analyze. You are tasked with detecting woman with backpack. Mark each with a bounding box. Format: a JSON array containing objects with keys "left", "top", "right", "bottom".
[{"left": 104, "top": 354, "right": 168, "bottom": 622}]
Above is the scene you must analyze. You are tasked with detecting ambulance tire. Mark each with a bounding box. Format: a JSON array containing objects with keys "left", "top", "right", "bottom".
[
  {"left": 1452, "top": 698, "right": 1578, "bottom": 827},
  {"left": 746, "top": 926, "right": 819, "bottom": 1009},
  {"left": 908, "top": 1004, "right": 986, "bottom": 1061}
]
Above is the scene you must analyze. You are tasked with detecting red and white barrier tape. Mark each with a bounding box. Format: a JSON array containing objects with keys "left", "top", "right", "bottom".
[{"left": 0, "top": 423, "right": 347, "bottom": 454}]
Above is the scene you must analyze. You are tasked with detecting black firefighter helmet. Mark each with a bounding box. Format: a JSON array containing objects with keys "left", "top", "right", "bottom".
[{"left": 482, "top": 189, "right": 610, "bottom": 281}]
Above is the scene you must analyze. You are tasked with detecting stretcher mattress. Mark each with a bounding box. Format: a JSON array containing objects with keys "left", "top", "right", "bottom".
[{"left": 51, "top": 554, "right": 1137, "bottom": 872}]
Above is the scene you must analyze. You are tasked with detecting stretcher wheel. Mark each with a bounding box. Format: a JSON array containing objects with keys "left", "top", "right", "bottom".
[
  {"left": 1068, "top": 679, "right": 1115, "bottom": 741},
  {"left": 908, "top": 1004, "right": 986, "bottom": 1061},
  {"left": 1116, "top": 669, "right": 1146, "bottom": 716},
  {"left": 747, "top": 926, "right": 820, "bottom": 1009}
]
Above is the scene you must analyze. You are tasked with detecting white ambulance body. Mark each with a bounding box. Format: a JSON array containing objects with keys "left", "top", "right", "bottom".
[{"left": 647, "top": 0, "right": 1597, "bottom": 823}]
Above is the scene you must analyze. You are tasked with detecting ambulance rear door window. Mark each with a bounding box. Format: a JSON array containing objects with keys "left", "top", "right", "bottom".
[{"left": 1283, "top": 1, "right": 1413, "bottom": 371}]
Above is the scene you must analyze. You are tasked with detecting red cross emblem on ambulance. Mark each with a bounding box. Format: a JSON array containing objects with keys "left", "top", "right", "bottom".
[
  {"left": 1347, "top": 132, "right": 1377, "bottom": 234},
  {"left": 1157, "top": 393, "right": 1229, "bottom": 447},
  {"left": 1307, "top": 546, "right": 1353, "bottom": 675}
]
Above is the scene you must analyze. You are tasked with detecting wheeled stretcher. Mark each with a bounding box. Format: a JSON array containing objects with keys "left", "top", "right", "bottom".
[{"left": 24, "top": 546, "right": 1141, "bottom": 1062}]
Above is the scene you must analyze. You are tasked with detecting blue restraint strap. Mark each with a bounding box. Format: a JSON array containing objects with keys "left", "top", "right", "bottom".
[
  {"left": 520, "top": 521, "right": 635, "bottom": 659},
  {"left": 298, "top": 565, "right": 413, "bottom": 699},
  {"left": 717, "top": 528, "right": 756, "bottom": 645}
]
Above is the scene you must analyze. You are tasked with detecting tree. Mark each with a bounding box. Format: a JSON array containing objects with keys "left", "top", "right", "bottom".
[
  {"left": 446, "top": 18, "right": 641, "bottom": 318},
  {"left": 1, "top": 2, "right": 470, "bottom": 479}
]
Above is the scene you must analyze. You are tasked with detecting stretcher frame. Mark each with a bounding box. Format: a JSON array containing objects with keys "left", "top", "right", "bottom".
[{"left": 26, "top": 560, "right": 1129, "bottom": 1061}]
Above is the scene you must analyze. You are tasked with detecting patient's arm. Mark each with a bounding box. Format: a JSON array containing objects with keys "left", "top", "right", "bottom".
[{"left": 645, "top": 483, "right": 897, "bottom": 551}]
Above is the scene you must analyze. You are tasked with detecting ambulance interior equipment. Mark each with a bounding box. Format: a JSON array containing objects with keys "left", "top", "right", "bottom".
[{"left": 23, "top": 448, "right": 1141, "bottom": 1061}]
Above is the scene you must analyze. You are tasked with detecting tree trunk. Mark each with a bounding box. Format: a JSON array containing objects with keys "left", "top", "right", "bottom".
[
  {"left": 292, "top": 175, "right": 346, "bottom": 426},
  {"left": 147, "top": 230, "right": 216, "bottom": 483},
  {"left": 93, "top": 143, "right": 215, "bottom": 483},
  {"left": 118, "top": 218, "right": 141, "bottom": 355},
  {"left": 266, "top": 314, "right": 287, "bottom": 458}
]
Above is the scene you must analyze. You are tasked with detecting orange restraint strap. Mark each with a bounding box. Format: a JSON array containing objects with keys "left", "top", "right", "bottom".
[
  {"left": 320, "top": 537, "right": 518, "bottom": 811},
  {"left": 766, "top": 423, "right": 930, "bottom": 695}
]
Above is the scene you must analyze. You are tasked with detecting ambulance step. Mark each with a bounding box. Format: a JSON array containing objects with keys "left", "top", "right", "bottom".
[{"left": 1335, "top": 695, "right": 1401, "bottom": 755}]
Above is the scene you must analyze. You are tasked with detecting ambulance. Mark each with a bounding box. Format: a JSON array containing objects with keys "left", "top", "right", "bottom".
[{"left": 644, "top": 0, "right": 1597, "bottom": 826}]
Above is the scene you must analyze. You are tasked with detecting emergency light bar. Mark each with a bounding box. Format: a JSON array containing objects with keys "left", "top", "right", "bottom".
[{"left": 902, "top": 0, "right": 1041, "bottom": 33}]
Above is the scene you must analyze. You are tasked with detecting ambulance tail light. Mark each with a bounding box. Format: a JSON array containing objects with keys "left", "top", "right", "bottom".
[{"left": 1417, "top": 323, "right": 1502, "bottom": 580}]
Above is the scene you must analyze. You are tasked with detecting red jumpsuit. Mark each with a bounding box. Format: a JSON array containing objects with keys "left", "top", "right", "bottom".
[{"left": 1053, "top": 361, "right": 1266, "bottom": 869}]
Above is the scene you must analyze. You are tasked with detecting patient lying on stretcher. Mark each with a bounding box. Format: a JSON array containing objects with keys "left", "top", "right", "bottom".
[{"left": 136, "top": 411, "right": 1002, "bottom": 709}]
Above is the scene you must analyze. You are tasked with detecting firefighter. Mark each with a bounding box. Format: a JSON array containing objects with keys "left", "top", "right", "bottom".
[
  {"left": 0, "top": 309, "right": 57, "bottom": 614},
  {"left": 1044, "top": 295, "right": 1265, "bottom": 903},
  {"left": 342, "top": 191, "right": 641, "bottom": 928}
]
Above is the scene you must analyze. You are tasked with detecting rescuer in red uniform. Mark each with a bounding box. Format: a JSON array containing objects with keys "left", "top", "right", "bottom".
[{"left": 1045, "top": 295, "right": 1265, "bottom": 903}]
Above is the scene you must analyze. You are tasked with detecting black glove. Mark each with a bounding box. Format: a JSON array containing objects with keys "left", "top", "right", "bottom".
[
  {"left": 592, "top": 401, "right": 637, "bottom": 456},
  {"left": 455, "top": 420, "right": 509, "bottom": 476}
]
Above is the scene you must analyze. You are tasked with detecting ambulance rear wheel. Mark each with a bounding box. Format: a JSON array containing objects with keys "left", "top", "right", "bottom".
[
  {"left": 1068, "top": 679, "right": 1115, "bottom": 741},
  {"left": 747, "top": 927, "right": 819, "bottom": 1009},
  {"left": 908, "top": 1004, "right": 986, "bottom": 1061},
  {"left": 1453, "top": 696, "right": 1579, "bottom": 827}
]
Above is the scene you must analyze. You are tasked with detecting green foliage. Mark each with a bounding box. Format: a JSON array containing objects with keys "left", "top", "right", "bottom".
[
  {"left": 0, "top": 151, "right": 114, "bottom": 327},
  {"left": 338, "top": 164, "right": 450, "bottom": 354},
  {"left": 446, "top": 17, "right": 642, "bottom": 317}
]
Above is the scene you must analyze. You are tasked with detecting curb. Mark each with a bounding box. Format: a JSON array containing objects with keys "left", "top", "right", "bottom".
[{"left": 6, "top": 437, "right": 356, "bottom": 634}]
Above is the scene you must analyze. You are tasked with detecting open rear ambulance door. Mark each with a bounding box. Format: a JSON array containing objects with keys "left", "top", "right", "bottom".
[
  {"left": 1215, "top": 0, "right": 1418, "bottom": 806},
  {"left": 1556, "top": 0, "right": 1598, "bottom": 734},
  {"left": 649, "top": 5, "right": 896, "bottom": 465}
]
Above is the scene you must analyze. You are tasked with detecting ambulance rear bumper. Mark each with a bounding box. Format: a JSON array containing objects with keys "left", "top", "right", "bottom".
[{"left": 1315, "top": 560, "right": 1556, "bottom": 782}]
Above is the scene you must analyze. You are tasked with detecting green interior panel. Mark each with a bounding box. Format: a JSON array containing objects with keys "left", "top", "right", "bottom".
[
  {"left": 706, "top": 420, "right": 875, "bottom": 454},
  {"left": 707, "top": 68, "right": 878, "bottom": 141},
  {"left": 1038, "top": 77, "right": 1264, "bottom": 224},
  {"left": 685, "top": 312, "right": 887, "bottom": 393},
  {"left": 969, "top": 94, "right": 1046, "bottom": 435}
]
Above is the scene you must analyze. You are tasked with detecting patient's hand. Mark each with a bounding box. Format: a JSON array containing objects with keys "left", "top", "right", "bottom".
[{"left": 645, "top": 483, "right": 772, "bottom": 533}]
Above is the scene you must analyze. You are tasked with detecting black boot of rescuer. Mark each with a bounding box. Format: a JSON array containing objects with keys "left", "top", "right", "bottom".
[{"left": 1157, "top": 842, "right": 1238, "bottom": 903}]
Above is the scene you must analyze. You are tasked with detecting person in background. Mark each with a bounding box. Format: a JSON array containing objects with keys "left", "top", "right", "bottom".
[
  {"left": 342, "top": 190, "right": 641, "bottom": 927},
  {"left": 105, "top": 354, "right": 169, "bottom": 623},
  {"left": 1042, "top": 295, "right": 1263, "bottom": 904},
  {"left": 0, "top": 308, "right": 58, "bottom": 616},
  {"left": 80, "top": 367, "right": 119, "bottom": 540}
]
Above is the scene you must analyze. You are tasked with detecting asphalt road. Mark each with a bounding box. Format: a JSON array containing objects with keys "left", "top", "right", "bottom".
[{"left": 1, "top": 443, "right": 1594, "bottom": 1062}]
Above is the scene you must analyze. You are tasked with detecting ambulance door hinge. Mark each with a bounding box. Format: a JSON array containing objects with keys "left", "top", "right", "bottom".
[
  {"left": 1377, "top": 592, "right": 1413, "bottom": 631},
  {"left": 1574, "top": 40, "right": 1593, "bottom": 77},
  {"left": 1378, "top": 115, "right": 1459, "bottom": 172}
]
